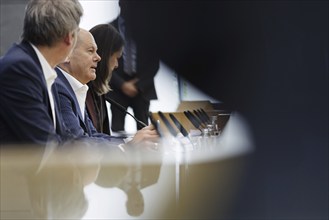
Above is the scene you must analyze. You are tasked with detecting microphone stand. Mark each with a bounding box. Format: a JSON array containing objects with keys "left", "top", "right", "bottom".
[{"left": 105, "top": 97, "right": 148, "bottom": 128}]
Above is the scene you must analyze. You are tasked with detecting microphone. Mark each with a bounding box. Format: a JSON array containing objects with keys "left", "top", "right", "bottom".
[
  {"left": 188, "top": 110, "right": 205, "bottom": 128},
  {"left": 193, "top": 109, "right": 207, "bottom": 127},
  {"left": 148, "top": 112, "right": 164, "bottom": 137},
  {"left": 199, "top": 108, "right": 210, "bottom": 123},
  {"left": 106, "top": 97, "right": 148, "bottom": 128},
  {"left": 169, "top": 113, "right": 189, "bottom": 137},
  {"left": 157, "top": 111, "right": 179, "bottom": 137},
  {"left": 183, "top": 110, "right": 204, "bottom": 131}
]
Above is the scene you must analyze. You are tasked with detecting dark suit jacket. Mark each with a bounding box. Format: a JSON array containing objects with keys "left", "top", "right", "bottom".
[
  {"left": 0, "top": 41, "right": 69, "bottom": 145},
  {"left": 109, "top": 17, "right": 159, "bottom": 101},
  {"left": 54, "top": 68, "right": 123, "bottom": 145}
]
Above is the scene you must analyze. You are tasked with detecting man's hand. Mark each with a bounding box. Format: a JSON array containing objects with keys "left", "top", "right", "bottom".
[
  {"left": 128, "top": 124, "right": 159, "bottom": 146},
  {"left": 122, "top": 78, "right": 139, "bottom": 97}
]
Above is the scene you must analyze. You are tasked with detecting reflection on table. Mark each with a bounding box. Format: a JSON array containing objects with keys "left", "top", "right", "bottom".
[{"left": 1, "top": 112, "right": 253, "bottom": 219}]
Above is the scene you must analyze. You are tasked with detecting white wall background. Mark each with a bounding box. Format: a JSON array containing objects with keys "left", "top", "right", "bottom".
[{"left": 79, "top": 0, "right": 120, "bottom": 30}]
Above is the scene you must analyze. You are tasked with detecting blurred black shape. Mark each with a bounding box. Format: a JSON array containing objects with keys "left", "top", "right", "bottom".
[{"left": 122, "top": 1, "right": 328, "bottom": 219}]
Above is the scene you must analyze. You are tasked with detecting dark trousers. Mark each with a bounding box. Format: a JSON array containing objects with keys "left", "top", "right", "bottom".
[{"left": 109, "top": 91, "right": 150, "bottom": 132}]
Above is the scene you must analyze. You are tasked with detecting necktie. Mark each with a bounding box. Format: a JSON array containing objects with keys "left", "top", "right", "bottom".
[{"left": 122, "top": 23, "right": 137, "bottom": 75}]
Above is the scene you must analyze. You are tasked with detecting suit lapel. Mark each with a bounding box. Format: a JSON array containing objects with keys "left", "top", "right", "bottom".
[
  {"left": 55, "top": 68, "right": 90, "bottom": 135},
  {"left": 51, "top": 84, "right": 64, "bottom": 135}
]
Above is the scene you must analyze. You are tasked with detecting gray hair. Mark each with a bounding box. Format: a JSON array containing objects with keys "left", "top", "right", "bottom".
[{"left": 22, "top": 0, "right": 83, "bottom": 46}]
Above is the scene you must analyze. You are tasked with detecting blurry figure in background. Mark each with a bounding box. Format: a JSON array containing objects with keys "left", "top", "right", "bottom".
[
  {"left": 86, "top": 23, "right": 124, "bottom": 135},
  {"left": 0, "top": 0, "right": 83, "bottom": 146},
  {"left": 112, "top": 1, "right": 329, "bottom": 219},
  {"left": 54, "top": 28, "right": 159, "bottom": 147},
  {"left": 107, "top": 0, "right": 160, "bottom": 133}
]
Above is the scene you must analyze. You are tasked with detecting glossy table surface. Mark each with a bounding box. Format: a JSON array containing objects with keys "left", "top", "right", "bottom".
[{"left": 1, "top": 113, "right": 253, "bottom": 219}]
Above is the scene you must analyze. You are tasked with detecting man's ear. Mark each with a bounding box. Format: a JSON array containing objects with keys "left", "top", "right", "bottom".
[
  {"left": 64, "top": 31, "right": 76, "bottom": 46},
  {"left": 63, "top": 56, "right": 71, "bottom": 64}
]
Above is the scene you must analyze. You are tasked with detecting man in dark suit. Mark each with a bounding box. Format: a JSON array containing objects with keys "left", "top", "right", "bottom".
[
  {"left": 106, "top": 0, "right": 160, "bottom": 133},
  {"left": 54, "top": 69, "right": 118, "bottom": 142},
  {"left": 54, "top": 29, "right": 159, "bottom": 147},
  {"left": 0, "top": 0, "right": 83, "bottom": 146}
]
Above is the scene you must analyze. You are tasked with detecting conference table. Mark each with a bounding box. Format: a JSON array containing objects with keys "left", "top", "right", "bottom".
[{"left": 0, "top": 112, "right": 253, "bottom": 219}]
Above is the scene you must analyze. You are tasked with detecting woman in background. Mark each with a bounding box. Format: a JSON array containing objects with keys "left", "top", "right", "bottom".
[{"left": 86, "top": 24, "right": 124, "bottom": 135}]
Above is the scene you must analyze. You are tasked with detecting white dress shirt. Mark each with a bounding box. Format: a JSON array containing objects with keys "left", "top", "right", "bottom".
[
  {"left": 30, "top": 43, "right": 57, "bottom": 129},
  {"left": 59, "top": 68, "right": 89, "bottom": 120}
]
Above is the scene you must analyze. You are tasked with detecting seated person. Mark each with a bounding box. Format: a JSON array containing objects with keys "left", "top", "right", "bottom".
[
  {"left": 0, "top": 0, "right": 83, "bottom": 146},
  {"left": 53, "top": 28, "right": 159, "bottom": 147},
  {"left": 86, "top": 23, "right": 124, "bottom": 135}
]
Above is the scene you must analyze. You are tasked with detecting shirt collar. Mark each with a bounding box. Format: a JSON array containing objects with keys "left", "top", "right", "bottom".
[
  {"left": 59, "top": 68, "right": 89, "bottom": 120},
  {"left": 30, "top": 43, "right": 57, "bottom": 83},
  {"left": 60, "top": 68, "right": 89, "bottom": 94}
]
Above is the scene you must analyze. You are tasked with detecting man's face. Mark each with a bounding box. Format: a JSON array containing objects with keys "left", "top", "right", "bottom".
[{"left": 69, "top": 31, "right": 101, "bottom": 84}]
